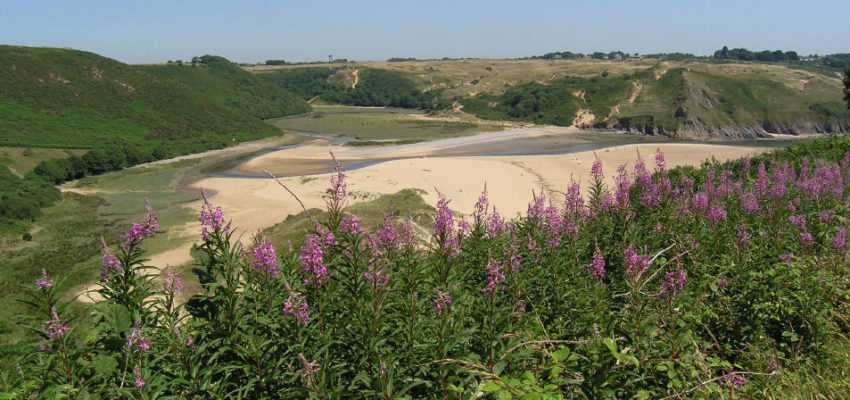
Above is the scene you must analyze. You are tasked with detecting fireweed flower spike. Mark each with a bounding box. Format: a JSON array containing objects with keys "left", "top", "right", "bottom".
[
  {"left": 299, "top": 234, "right": 328, "bottom": 286},
  {"left": 624, "top": 246, "right": 650, "bottom": 279},
  {"left": 433, "top": 195, "right": 458, "bottom": 255},
  {"left": 134, "top": 366, "right": 145, "bottom": 389},
  {"left": 100, "top": 238, "right": 123, "bottom": 281},
  {"left": 162, "top": 266, "right": 183, "bottom": 294},
  {"left": 283, "top": 284, "right": 310, "bottom": 326},
  {"left": 340, "top": 214, "right": 361, "bottom": 234},
  {"left": 251, "top": 239, "right": 280, "bottom": 276},
  {"left": 482, "top": 260, "right": 506, "bottom": 296},
  {"left": 44, "top": 308, "right": 68, "bottom": 338},
  {"left": 588, "top": 247, "right": 606, "bottom": 281},
  {"left": 199, "top": 189, "right": 227, "bottom": 241},
  {"left": 833, "top": 228, "right": 847, "bottom": 250},
  {"left": 125, "top": 199, "right": 159, "bottom": 245},
  {"left": 661, "top": 269, "right": 687, "bottom": 296},
  {"left": 36, "top": 269, "right": 54, "bottom": 291}
]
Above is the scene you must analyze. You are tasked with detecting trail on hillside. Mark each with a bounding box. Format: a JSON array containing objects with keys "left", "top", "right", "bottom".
[
  {"left": 351, "top": 69, "right": 360, "bottom": 89},
  {"left": 608, "top": 81, "right": 643, "bottom": 118}
]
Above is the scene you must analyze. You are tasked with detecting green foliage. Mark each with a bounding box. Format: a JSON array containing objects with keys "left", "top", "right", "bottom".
[
  {"left": 0, "top": 46, "right": 310, "bottom": 226},
  {"left": 138, "top": 55, "right": 310, "bottom": 119},
  {"left": 713, "top": 46, "right": 800, "bottom": 62},
  {"left": 260, "top": 68, "right": 438, "bottom": 108},
  {"left": 462, "top": 74, "right": 633, "bottom": 125},
  {"left": 844, "top": 68, "right": 850, "bottom": 109}
]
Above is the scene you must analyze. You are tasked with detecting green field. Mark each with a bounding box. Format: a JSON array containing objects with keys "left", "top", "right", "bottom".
[
  {"left": 271, "top": 105, "right": 505, "bottom": 141},
  {"left": 0, "top": 147, "right": 85, "bottom": 176}
]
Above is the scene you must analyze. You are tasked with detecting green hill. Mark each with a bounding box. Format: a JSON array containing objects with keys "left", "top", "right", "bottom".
[
  {"left": 257, "top": 59, "right": 850, "bottom": 137},
  {"left": 137, "top": 55, "right": 309, "bottom": 120},
  {"left": 0, "top": 45, "right": 309, "bottom": 227},
  {"left": 0, "top": 46, "right": 308, "bottom": 153}
]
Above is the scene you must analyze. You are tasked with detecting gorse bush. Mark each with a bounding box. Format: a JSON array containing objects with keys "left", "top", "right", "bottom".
[{"left": 6, "top": 137, "right": 850, "bottom": 398}]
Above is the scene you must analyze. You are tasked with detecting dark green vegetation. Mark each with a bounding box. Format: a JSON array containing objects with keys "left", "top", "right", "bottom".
[
  {"left": 462, "top": 73, "right": 635, "bottom": 126},
  {"left": 137, "top": 55, "right": 309, "bottom": 120},
  {"left": 713, "top": 46, "right": 799, "bottom": 62},
  {"left": 0, "top": 46, "right": 309, "bottom": 227},
  {"left": 6, "top": 136, "right": 850, "bottom": 398},
  {"left": 259, "top": 67, "right": 441, "bottom": 108}
]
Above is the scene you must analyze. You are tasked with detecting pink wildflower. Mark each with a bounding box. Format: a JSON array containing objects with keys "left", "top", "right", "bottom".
[
  {"left": 36, "top": 269, "right": 53, "bottom": 291},
  {"left": 299, "top": 235, "right": 328, "bottom": 286}
]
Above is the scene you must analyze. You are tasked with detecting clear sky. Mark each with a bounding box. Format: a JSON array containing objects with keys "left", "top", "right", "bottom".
[{"left": 2, "top": 0, "right": 848, "bottom": 64}]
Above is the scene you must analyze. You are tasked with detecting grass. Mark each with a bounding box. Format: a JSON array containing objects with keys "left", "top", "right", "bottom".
[
  {"left": 263, "top": 188, "right": 432, "bottom": 249},
  {"left": 270, "top": 105, "right": 504, "bottom": 141},
  {"left": 0, "top": 146, "right": 85, "bottom": 176},
  {"left": 0, "top": 193, "right": 122, "bottom": 344},
  {"left": 0, "top": 46, "right": 306, "bottom": 152}
]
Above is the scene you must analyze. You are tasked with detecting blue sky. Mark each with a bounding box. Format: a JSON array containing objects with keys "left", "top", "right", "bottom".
[{"left": 1, "top": 0, "right": 848, "bottom": 64}]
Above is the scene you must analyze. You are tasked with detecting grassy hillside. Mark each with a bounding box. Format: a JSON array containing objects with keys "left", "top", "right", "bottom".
[
  {"left": 0, "top": 46, "right": 307, "bottom": 153},
  {"left": 0, "top": 46, "right": 310, "bottom": 228},
  {"left": 258, "top": 66, "right": 438, "bottom": 108},
  {"left": 255, "top": 59, "right": 850, "bottom": 137},
  {"left": 137, "top": 55, "right": 310, "bottom": 120}
]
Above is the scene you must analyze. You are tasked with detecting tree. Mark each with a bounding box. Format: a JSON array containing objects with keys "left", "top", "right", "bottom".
[{"left": 844, "top": 68, "right": 850, "bottom": 109}]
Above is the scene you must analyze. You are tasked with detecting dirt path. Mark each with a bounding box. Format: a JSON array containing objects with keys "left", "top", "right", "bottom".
[{"left": 351, "top": 69, "right": 360, "bottom": 89}]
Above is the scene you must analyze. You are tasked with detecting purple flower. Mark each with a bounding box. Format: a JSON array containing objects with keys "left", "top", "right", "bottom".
[
  {"left": 375, "top": 213, "right": 398, "bottom": 250},
  {"left": 128, "top": 322, "right": 150, "bottom": 353},
  {"left": 44, "top": 308, "right": 68, "bottom": 338},
  {"left": 162, "top": 267, "right": 183, "bottom": 294},
  {"left": 297, "top": 353, "right": 321, "bottom": 386},
  {"left": 483, "top": 261, "right": 506, "bottom": 296},
  {"left": 199, "top": 190, "right": 227, "bottom": 241},
  {"left": 780, "top": 253, "right": 792, "bottom": 263},
  {"left": 486, "top": 210, "right": 506, "bottom": 238},
  {"left": 185, "top": 336, "right": 194, "bottom": 347},
  {"left": 661, "top": 269, "right": 687, "bottom": 296},
  {"left": 36, "top": 269, "right": 53, "bottom": 291},
  {"left": 654, "top": 150, "right": 667, "bottom": 173},
  {"left": 100, "top": 239, "right": 123, "bottom": 281},
  {"left": 399, "top": 218, "right": 416, "bottom": 247},
  {"left": 283, "top": 285, "right": 310, "bottom": 326},
  {"left": 433, "top": 290, "right": 452, "bottom": 317},
  {"left": 340, "top": 214, "right": 361, "bottom": 234},
  {"left": 693, "top": 192, "right": 709, "bottom": 211},
  {"left": 433, "top": 196, "right": 458, "bottom": 255},
  {"left": 788, "top": 215, "right": 807, "bottom": 231},
  {"left": 624, "top": 246, "right": 650, "bottom": 279},
  {"left": 716, "top": 278, "right": 729, "bottom": 288},
  {"left": 527, "top": 192, "right": 547, "bottom": 222},
  {"left": 326, "top": 152, "right": 347, "bottom": 199},
  {"left": 299, "top": 235, "right": 328, "bottom": 286},
  {"left": 707, "top": 205, "right": 727, "bottom": 225},
  {"left": 832, "top": 228, "right": 846, "bottom": 250},
  {"left": 251, "top": 240, "right": 280, "bottom": 276},
  {"left": 125, "top": 200, "right": 158, "bottom": 244},
  {"left": 591, "top": 158, "right": 604, "bottom": 182},
  {"left": 474, "top": 188, "right": 489, "bottom": 225},
  {"left": 820, "top": 210, "right": 836, "bottom": 223},
  {"left": 587, "top": 247, "right": 606, "bottom": 281},
  {"left": 720, "top": 371, "right": 745, "bottom": 389},
  {"left": 363, "top": 263, "right": 390, "bottom": 290},
  {"left": 614, "top": 165, "right": 632, "bottom": 210},
  {"left": 134, "top": 367, "right": 145, "bottom": 389},
  {"left": 739, "top": 192, "right": 760, "bottom": 214}
]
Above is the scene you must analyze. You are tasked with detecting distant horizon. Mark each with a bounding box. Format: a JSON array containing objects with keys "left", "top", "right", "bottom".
[
  {"left": 2, "top": 42, "right": 842, "bottom": 66},
  {"left": 2, "top": 1, "right": 849, "bottom": 64}
]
